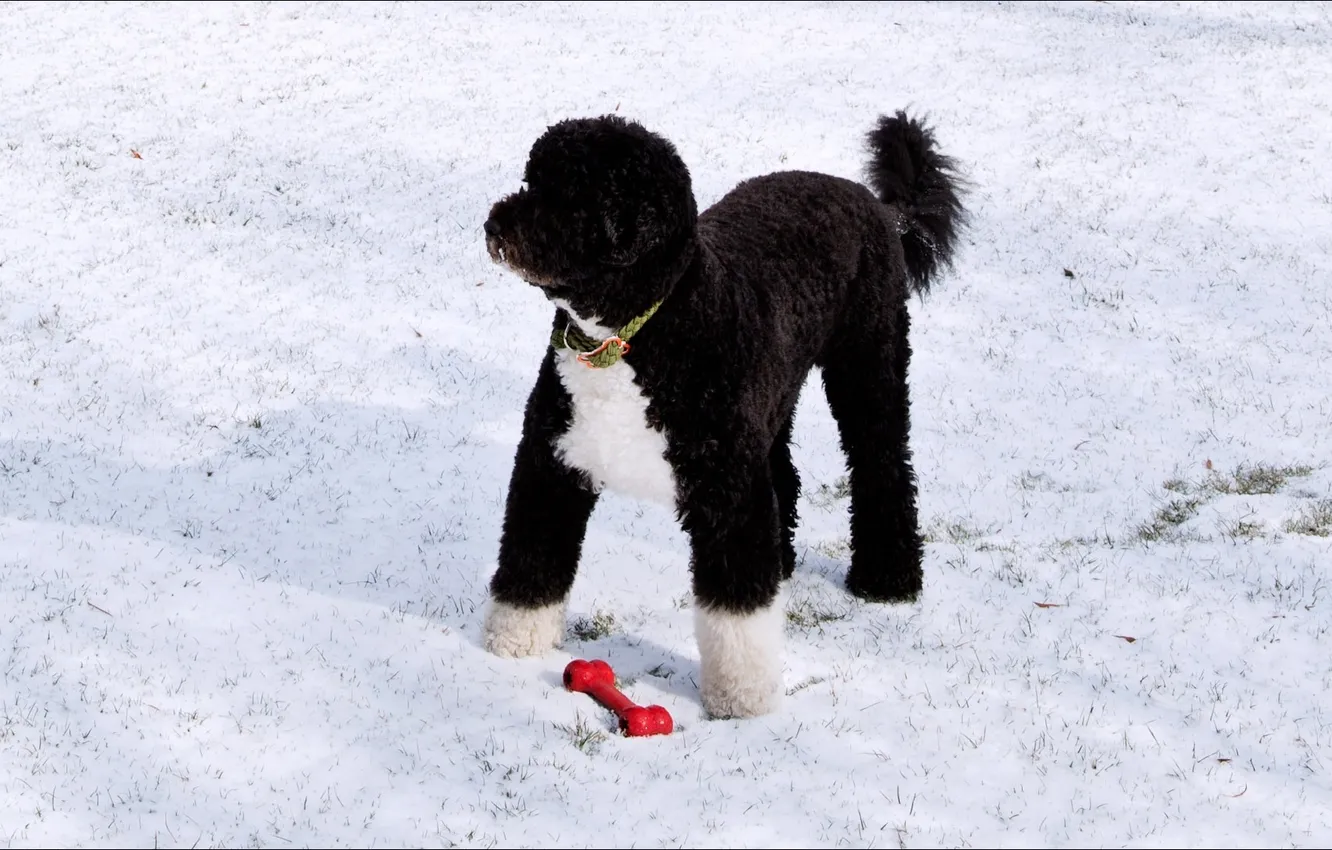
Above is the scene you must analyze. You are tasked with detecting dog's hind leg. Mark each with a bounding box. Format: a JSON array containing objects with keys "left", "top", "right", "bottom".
[
  {"left": 484, "top": 350, "right": 600, "bottom": 658},
  {"left": 677, "top": 449, "right": 786, "bottom": 719},
  {"left": 770, "top": 413, "right": 801, "bottom": 581},
  {"left": 819, "top": 301, "right": 924, "bottom": 603}
]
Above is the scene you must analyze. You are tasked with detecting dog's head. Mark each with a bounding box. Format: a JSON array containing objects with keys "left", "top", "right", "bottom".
[{"left": 485, "top": 115, "right": 697, "bottom": 324}]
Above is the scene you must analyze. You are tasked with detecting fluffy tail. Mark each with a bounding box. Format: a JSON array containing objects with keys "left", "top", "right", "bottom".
[{"left": 865, "top": 110, "right": 968, "bottom": 294}]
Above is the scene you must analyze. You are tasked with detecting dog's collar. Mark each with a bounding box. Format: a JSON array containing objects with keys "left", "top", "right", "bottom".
[{"left": 550, "top": 301, "right": 662, "bottom": 369}]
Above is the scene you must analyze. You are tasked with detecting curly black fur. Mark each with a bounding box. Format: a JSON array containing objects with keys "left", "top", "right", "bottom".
[
  {"left": 483, "top": 110, "right": 968, "bottom": 717},
  {"left": 484, "top": 114, "right": 697, "bottom": 330},
  {"left": 865, "top": 111, "right": 969, "bottom": 293}
]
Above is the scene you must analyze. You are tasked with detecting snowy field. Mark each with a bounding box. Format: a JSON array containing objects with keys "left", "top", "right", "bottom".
[{"left": 3, "top": 1, "right": 1332, "bottom": 847}]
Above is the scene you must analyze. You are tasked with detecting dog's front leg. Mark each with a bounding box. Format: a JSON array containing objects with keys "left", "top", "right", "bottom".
[
  {"left": 678, "top": 454, "right": 786, "bottom": 719},
  {"left": 483, "top": 349, "right": 599, "bottom": 658}
]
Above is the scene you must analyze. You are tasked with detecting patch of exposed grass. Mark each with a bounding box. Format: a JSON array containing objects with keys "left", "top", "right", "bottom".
[
  {"left": 991, "top": 558, "right": 1035, "bottom": 588},
  {"left": 1137, "top": 496, "right": 1204, "bottom": 542},
  {"left": 785, "top": 597, "right": 847, "bottom": 631},
  {"left": 808, "top": 475, "right": 852, "bottom": 508},
  {"left": 1140, "top": 463, "right": 1318, "bottom": 544},
  {"left": 1015, "top": 470, "right": 1072, "bottom": 492},
  {"left": 1163, "top": 462, "right": 1314, "bottom": 498},
  {"left": 552, "top": 714, "right": 609, "bottom": 754},
  {"left": 1052, "top": 534, "right": 1116, "bottom": 550},
  {"left": 1161, "top": 477, "right": 1191, "bottom": 493},
  {"left": 567, "top": 610, "right": 618, "bottom": 642},
  {"left": 1219, "top": 517, "right": 1266, "bottom": 542},
  {"left": 1284, "top": 500, "right": 1332, "bottom": 537},
  {"left": 1204, "top": 462, "right": 1313, "bottom": 496},
  {"left": 785, "top": 675, "right": 826, "bottom": 696},
  {"left": 813, "top": 537, "right": 851, "bottom": 560},
  {"left": 975, "top": 540, "right": 1020, "bottom": 554},
  {"left": 923, "top": 517, "right": 992, "bottom": 545}
]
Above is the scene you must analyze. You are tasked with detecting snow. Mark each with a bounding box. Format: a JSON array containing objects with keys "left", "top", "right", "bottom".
[{"left": 3, "top": 1, "right": 1331, "bottom": 846}]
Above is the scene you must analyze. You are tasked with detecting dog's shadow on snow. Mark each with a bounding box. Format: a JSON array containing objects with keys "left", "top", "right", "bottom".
[
  {"left": 789, "top": 545, "right": 856, "bottom": 595},
  {"left": 515, "top": 542, "right": 863, "bottom": 716},
  {"left": 532, "top": 636, "right": 704, "bottom": 706}
]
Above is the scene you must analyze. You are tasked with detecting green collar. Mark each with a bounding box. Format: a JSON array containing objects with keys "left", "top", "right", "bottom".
[{"left": 551, "top": 301, "right": 662, "bottom": 368}]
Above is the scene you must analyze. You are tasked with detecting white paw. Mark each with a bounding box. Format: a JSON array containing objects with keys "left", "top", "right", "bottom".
[
  {"left": 483, "top": 599, "right": 566, "bottom": 658},
  {"left": 694, "top": 598, "right": 784, "bottom": 718}
]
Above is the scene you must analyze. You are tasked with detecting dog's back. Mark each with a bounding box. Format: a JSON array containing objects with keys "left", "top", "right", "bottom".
[
  {"left": 674, "top": 110, "right": 967, "bottom": 389},
  {"left": 698, "top": 169, "right": 902, "bottom": 288},
  {"left": 697, "top": 111, "right": 967, "bottom": 303}
]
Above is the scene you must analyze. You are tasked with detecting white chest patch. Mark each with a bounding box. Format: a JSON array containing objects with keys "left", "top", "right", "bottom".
[{"left": 550, "top": 302, "right": 678, "bottom": 509}]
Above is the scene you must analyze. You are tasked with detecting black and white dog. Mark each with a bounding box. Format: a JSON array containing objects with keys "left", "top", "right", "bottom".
[{"left": 481, "top": 110, "right": 967, "bottom": 718}]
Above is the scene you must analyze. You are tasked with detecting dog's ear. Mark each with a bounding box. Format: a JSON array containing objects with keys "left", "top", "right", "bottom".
[{"left": 603, "top": 206, "right": 660, "bottom": 267}]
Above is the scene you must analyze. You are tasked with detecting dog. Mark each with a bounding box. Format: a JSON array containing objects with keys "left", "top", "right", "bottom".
[{"left": 480, "top": 110, "right": 967, "bottom": 719}]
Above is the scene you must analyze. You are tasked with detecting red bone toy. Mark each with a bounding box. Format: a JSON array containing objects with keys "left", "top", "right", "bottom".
[{"left": 562, "top": 659, "right": 674, "bottom": 737}]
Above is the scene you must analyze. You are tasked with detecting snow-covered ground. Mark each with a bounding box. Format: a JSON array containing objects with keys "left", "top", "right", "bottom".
[{"left": 3, "top": 1, "right": 1331, "bottom": 846}]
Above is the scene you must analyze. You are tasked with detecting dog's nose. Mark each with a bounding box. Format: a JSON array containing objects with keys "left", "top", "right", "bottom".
[{"left": 483, "top": 218, "right": 500, "bottom": 238}]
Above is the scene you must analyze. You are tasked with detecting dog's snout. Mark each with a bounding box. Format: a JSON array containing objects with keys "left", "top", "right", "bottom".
[{"left": 483, "top": 218, "right": 501, "bottom": 238}]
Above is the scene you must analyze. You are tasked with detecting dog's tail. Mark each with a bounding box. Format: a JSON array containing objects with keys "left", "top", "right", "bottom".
[{"left": 865, "top": 111, "right": 968, "bottom": 295}]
